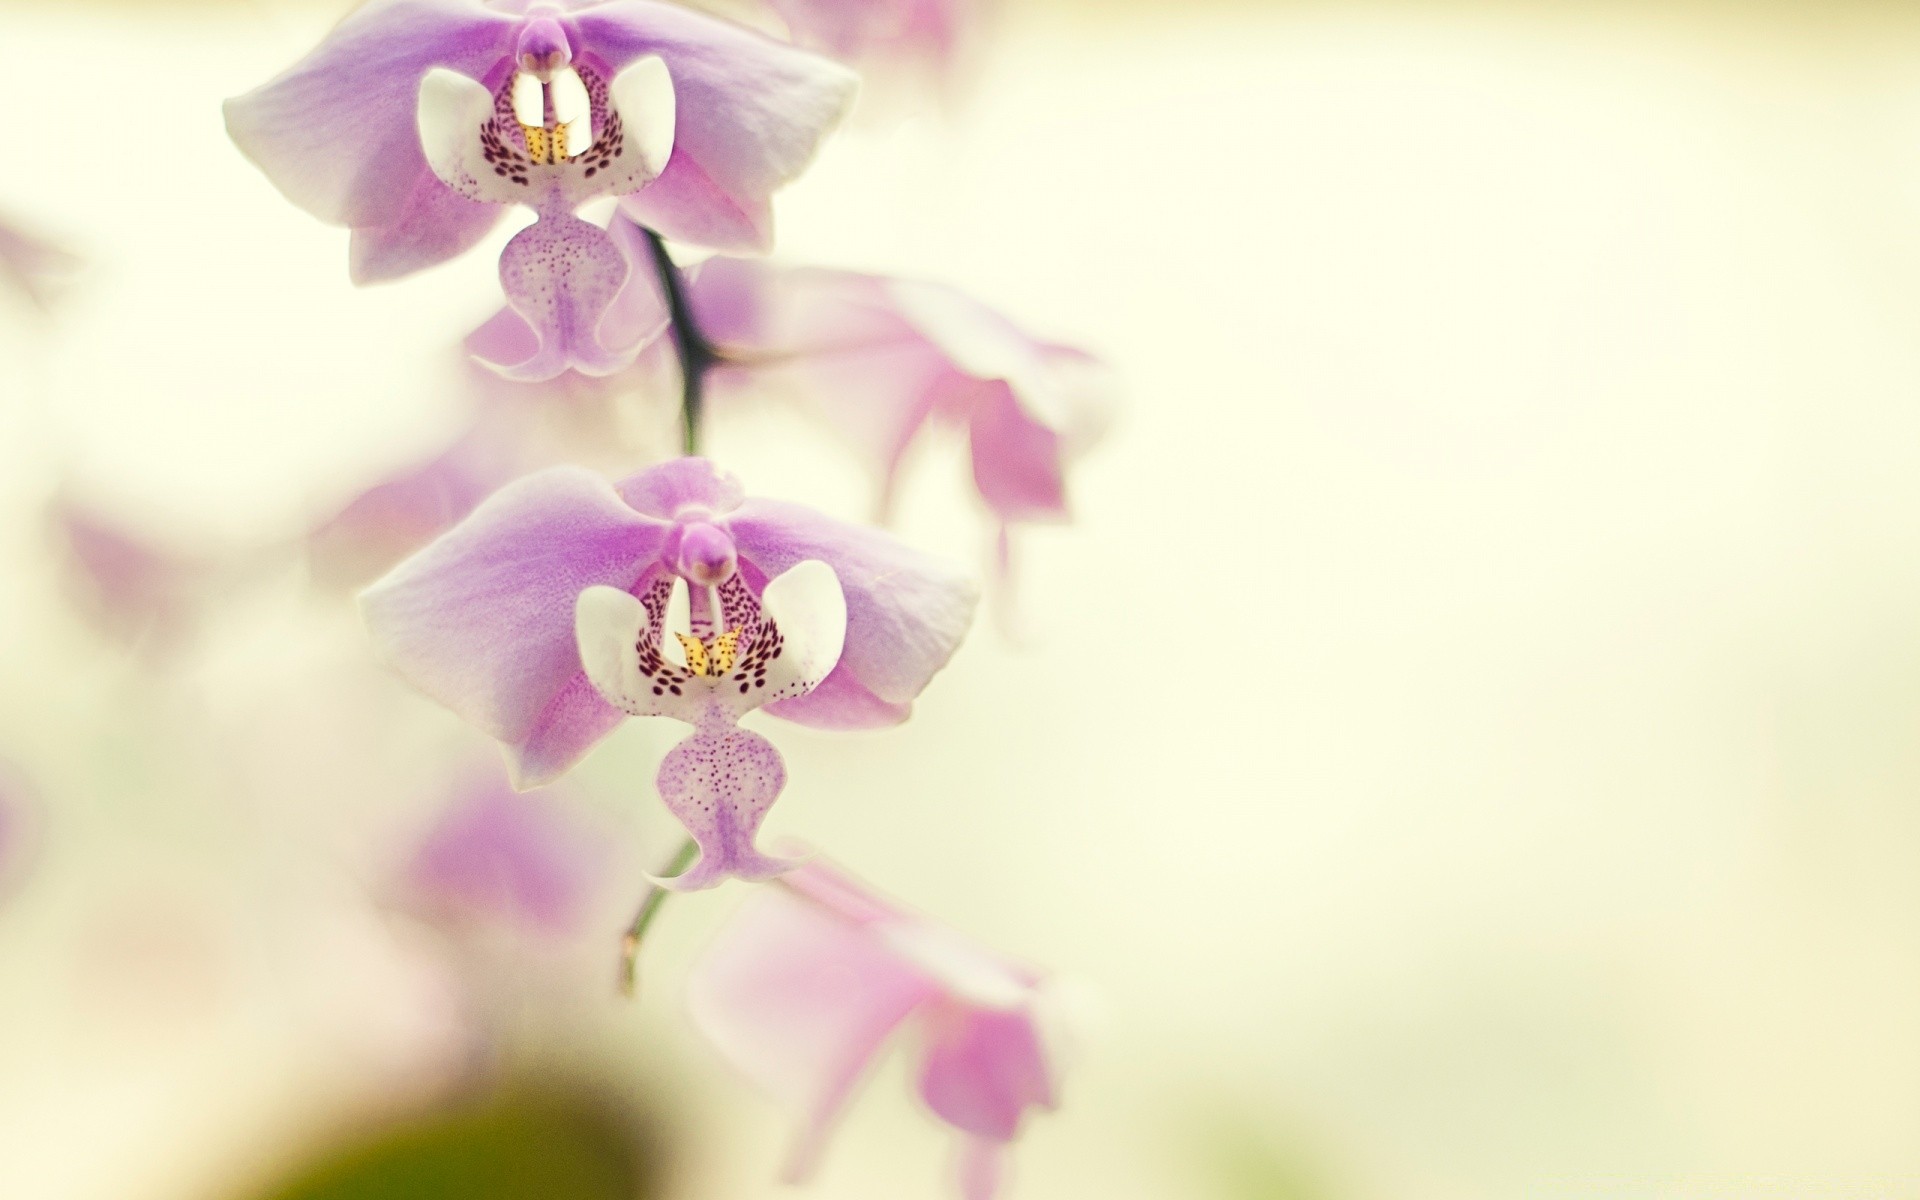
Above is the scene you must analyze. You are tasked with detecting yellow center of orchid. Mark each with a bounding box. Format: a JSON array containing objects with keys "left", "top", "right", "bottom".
[{"left": 674, "top": 629, "right": 742, "bottom": 677}]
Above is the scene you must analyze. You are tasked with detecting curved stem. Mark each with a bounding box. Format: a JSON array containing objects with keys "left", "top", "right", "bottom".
[
  {"left": 621, "top": 225, "right": 712, "bottom": 997},
  {"left": 618, "top": 837, "right": 700, "bottom": 998},
  {"left": 641, "top": 227, "right": 715, "bottom": 456}
]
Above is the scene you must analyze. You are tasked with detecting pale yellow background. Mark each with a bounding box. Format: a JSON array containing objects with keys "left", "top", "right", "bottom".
[{"left": 3, "top": 2, "right": 1920, "bottom": 1198}]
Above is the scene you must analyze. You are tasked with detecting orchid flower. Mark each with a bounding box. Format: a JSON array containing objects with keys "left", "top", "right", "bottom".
[
  {"left": 768, "top": 0, "right": 982, "bottom": 86},
  {"left": 225, "top": 0, "right": 856, "bottom": 380},
  {"left": 683, "top": 254, "right": 1114, "bottom": 579},
  {"left": 361, "top": 458, "right": 977, "bottom": 888},
  {"left": 690, "top": 860, "right": 1062, "bottom": 1199}
]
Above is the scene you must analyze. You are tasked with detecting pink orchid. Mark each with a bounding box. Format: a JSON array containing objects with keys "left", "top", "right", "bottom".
[
  {"left": 685, "top": 254, "right": 1114, "bottom": 572},
  {"left": 225, "top": 0, "right": 855, "bottom": 380},
  {"left": 768, "top": 0, "right": 983, "bottom": 85},
  {"left": 361, "top": 458, "right": 977, "bottom": 888},
  {"left": 690, "top": 860, "right": 1062, "bottom": 1199}
]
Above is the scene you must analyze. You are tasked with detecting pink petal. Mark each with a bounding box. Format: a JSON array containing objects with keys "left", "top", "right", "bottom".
[
  {"left": 727, "top": 499, "right": 977, "bottom": 730},
  {"left": 966, "top": 380, "right": 1069, "bottom": 525},
  {"left": 688, "top": 877, "right": 938, "bottom": 1177},
  {"left": 614, "top": 455, "right": 746, "bottom": 520},
  {"left": 224, "top": 0, "right": 516, "bottom": 233},
  {"left": 360, "top": 467, "right": 669, "bottom": 784},
  {"left": 349, "top": 168, "right": 503, "bottom": 285},
  {"left": 406, "top": 770, "right": 601, "bottom": 935},
  {"left": 916, "top": 1002, "right": 1058, "bottom": 1141},
  {"left": 0, "top": 217, "right": 79, "bottom": 309},
  {"left": 577, "top": 1, "right": 857, "bottom": 251}
]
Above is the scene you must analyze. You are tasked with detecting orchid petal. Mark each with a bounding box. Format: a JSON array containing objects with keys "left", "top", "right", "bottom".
[
  {"left": 955, "top": 1135, "right": 1008, "bottom": 1200},
  {"left": 917, "top": 1003, "right": 1058, "bottom": 1141},
  {"left": 361, "top": 467, "right": 668, "bottom": 779},
  {"left": 615, "top": 456, "right": 746, "bottom": 519},
  {"left": 609, "top": 56, "right": 678, "bottom": 183},
  {"left": 728, "top": 501, "right": 977, "bottom": 729},
  {"left": 578, "top": 1, "right": 858, "bottom": 251},
  {"left": 688, "top": 881, "right": 937, "bottom": 1175},
  {"left": 347, "top": 168, "right": 502, "bottom": 285},
  {"left": 575, "top": 577, "right": 703, "bottom": 722},
  {"left": 417, "top": 66, "right": 525, "bottom": 206},
  {"left": 224, "top": 0, "right": 516, "bottom": 230},
  {"left": 407, "top": 771, "right": 600, "bottom": 935},
  {"left": 0, "top": 218, "right": 79, "bottom": 309},
  {"left": 650, "top": 728, "right": 800, "bottom": 892},
  {"left": 967, "top": 381, "right": 1069, "bottom": 525},
  {"left": 482, "top": 213, "right": 643, "bottom": 382}
]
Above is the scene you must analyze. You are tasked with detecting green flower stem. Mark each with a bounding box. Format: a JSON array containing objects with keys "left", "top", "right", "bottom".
[{"left": 618, "top": 836, "right": 700, "bottom": 998}]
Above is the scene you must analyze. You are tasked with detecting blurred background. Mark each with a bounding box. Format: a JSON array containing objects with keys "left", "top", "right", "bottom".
[{"left": 6, "top": 0, "right": 1920, "bottom": 1197}]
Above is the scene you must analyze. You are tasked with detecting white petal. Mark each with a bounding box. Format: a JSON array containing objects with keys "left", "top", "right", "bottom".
[
  {"left": 576, "top": 585, "right": 652, "bottom": 713},
  {"left": 418, "top": 67, "right": 526, "bottom": 206},
  {"left": 610, "top": 56, "right": 676, "bottom": 181},
  {"left": 754, "top": 560, "right": 847, "bottom": 706},
  {"left": 575, "top": 581, "right": 706, "bottom": 723}
]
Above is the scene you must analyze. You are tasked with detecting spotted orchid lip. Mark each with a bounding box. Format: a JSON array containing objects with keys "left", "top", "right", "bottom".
[{"left": 574, "top": 561, "right": 847, "bottom": 891}]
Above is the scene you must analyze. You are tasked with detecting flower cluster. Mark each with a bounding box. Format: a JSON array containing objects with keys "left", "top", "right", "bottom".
[{"left": 227, "top": 0, "right": 1092, "bottom": 1195}]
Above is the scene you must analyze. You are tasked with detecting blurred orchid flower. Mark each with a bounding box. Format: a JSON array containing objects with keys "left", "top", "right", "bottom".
[
  {"left": 768, "top": 0, "right": 982, "bottom": 87},
  {"left": 685, "top": 254, "right": 1115, "bottom": 579},
  {"left": 404, "top": 769, "right": 605, "bottom": 937},
  {"left": 224, "top": 0, "right": 856, "bottom": 380},
  {"left": 361, "top": 459, "right": 977, "bottom": 883},
  {"left": 0, "top": 217, "right": 79, "bottom": 310},
  {"left": 52, "top": 497, "right": 211, "bottom": 653},
  {"left": 691, "top": 859, "right": 1062, "bottom": 1198}
]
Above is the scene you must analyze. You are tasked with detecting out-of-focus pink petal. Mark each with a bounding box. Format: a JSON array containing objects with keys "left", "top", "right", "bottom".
[
  {"left": 307, "top": 431, "right": 510, "bottom": 590},
  {"left": 727, "top": 500, "right": 977, "bottom": 729},
  {"left": 407, "top": 770, "right": 601, "bottom": 935},
  {"left": 0, "top": 758, "right": 40, "bottom": 897},
  {"left": 224, "top": 0, "right": 517, "bottom": 231},
  {"left": 579, "top": 1, "right": 858, "bottom": 251},
  {"left": 360, "top": 466, "right": 669, "bottom": 775},
  {"left": 52, "top": 499, "right": 204, "bottom": 648},
  {"left": 966, "top": 381, "right": 1068, "bottom": 526},
  {"left": 955, "top": 1135, "right": 1008, "bottom": 1200},
  {"left": 917, "top": 1003, "right": 1058, "bottom": 1141},
  {"left": 771, "top": 0, "right": 979, "bottom": 85},
  {"left": 688, "top": 876, "right": 938, "bottom": 1178},
  {"left": 0, "top": 217, "right": 79, "bottom": 309}
]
